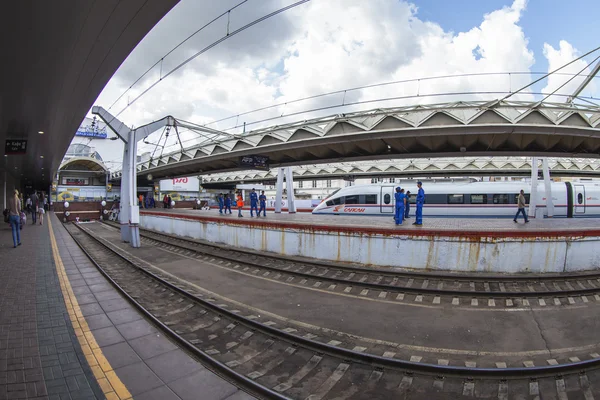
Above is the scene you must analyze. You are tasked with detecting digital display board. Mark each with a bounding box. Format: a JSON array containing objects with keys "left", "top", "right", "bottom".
[{"left": 5, "top": 139, "right": 27, "bottom": 155}]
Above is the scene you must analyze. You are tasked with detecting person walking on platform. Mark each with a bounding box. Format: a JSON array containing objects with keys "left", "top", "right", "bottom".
[
  {"left": 394, "top": 187, "right": 405, "bottom": 225},
  {"left": 514, "top": 189, "right": 529, "bottom": 223},
  {"left": 404, "top": 190, "right": 411, "bottom": 219},
  {"left": 217, "top": 193, "right": 224, "bottom": 214},
  {"left": 249, "top": 188, "right": 259, "bottom": 217},
  {"left": 167, "top": 195, "right": 172, "bottom": 209},
  {"left": 25, "top": 196, "right": 32, "bottom": 215},
  {"left": 258, "top": 191, "right": 267, "bottom": 217},
  {"left": 163, "top": 194, "right": 169, "bottom": 209},
  {"left": 414, "top": 181, "right": 425, "bottom": 226},
  {"left": 37, "top": 192, "right": 46, "bottom": 225},
  {"left": 236, "top": 192, "right": 244, "bottom": 217},
  {"left": 30, "top": 192, "right": 38, "bottom": 224},
  {"left": 7, "top": 189, "right": 22, "bottom": 248}
]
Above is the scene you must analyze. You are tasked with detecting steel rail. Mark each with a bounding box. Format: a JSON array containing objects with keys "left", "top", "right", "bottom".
[
  {"left": 102, "top": 221, "right": 600, "bottom": 298},
  {"left": 65, "top": 223, "right": 289, "bottom": 400},
  {"left": 75, "top": 221, "right": 600, "bottom": 379}
]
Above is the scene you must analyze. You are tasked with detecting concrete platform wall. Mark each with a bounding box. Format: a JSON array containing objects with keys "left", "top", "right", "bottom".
[{"left": 140, "top": 214, "right": 600, "bottom": 273}]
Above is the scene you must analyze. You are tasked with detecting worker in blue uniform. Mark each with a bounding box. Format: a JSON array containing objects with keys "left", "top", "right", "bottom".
[
  {"left": 394, "top": 187, "right": 405, "bottom": 225},
  {"left": 414, "top": 181, "right": 425, "bottom": 226},
  {"left": 258, "top": 190, "right": 267, "bottom": 217},
  {"left": 224, "top": 193, "right": 232, "bottom": 214},
  {"left": 249, "top": 188, "right": 259, "bottom": 217},
  {"left": 404, "top": 190, "right": 411, "bottom": 219},
  {"left": 217, "top": 193, "right": 224, "bottom": 214}
]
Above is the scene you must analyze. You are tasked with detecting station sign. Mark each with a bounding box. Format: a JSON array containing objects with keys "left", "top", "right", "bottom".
[
  {"left": 5, "top": 139, "right": 27, "bottom": 155},
  {"left": 75, "top": 129, "right": 107, "bottom": 139},
  {"left": 240, "top": 155, "right": 269, "bottom": 171}
]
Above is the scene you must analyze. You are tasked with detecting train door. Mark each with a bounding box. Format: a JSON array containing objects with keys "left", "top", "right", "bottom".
[
  {"left": 380, "top": 186, "right": 395, "bottom": 213},
  {"left": 574, "top": 184, "right": 586, "bottom": 214}
]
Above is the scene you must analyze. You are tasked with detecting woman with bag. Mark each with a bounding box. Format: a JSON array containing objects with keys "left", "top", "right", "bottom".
[
  {"left": 7, "top": 189, "right": 22, "bottom": 248},
  {"left": 37, "top": 192, "right": 46, "bottom": 225}
]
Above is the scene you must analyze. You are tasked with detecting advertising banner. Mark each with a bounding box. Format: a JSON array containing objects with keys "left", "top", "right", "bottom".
[{"left": 159, "top": 176, "right": 200, "bottom": 192}]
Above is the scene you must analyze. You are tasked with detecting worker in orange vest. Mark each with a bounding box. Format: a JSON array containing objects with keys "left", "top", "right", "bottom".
[{"left": 236, "top": 191, "right": 244, "bottom": 217}]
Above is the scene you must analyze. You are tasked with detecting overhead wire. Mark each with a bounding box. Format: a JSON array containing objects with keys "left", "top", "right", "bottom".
[
  {"left": 113, "top": 0, "right": 311, "bottom": 119},
  {"left": 108, "top": 0, "right": 250, "bottom": 111},
  {"left": 201, "top": 71, "right": 600, "bottom": 128}
]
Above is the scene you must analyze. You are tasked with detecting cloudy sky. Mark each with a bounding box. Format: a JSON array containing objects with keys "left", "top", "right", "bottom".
[{"left": 91, "top": 0, "right": 600, "bottom": 159}]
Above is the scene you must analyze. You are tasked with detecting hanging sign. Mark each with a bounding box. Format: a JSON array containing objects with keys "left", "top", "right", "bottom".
[
  {"left": 240, "top": 155, "right": 269, "bottom": 171},
  {"left": 5, "top": 139, "right": 27, "bottom": 155}
]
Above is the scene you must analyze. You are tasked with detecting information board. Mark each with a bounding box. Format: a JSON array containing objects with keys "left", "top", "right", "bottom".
[
  {"left": 5, "top": 139, "right": 27, "bottom": 155},
  {"left": 240, "top": 155, "right": 269, "bottom": 170}
]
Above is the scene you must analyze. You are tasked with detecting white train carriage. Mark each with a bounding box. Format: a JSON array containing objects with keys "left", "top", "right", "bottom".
[{"left": 311, "top": 181, "right": 600, "bottom": 218}]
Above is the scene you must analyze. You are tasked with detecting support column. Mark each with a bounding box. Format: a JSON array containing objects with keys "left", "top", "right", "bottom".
[
  {"left": 119, "top": 144, "right": 131, "bottom": 242},
  {"left": 542, "top": 158, "right": 554, "bottom": 217},
  {"left": 275, "top": 167, "right": 284, "bottom": 213},
  {"left": 285, "top": 167, "right": 296, "bottom": 213},
  {"left": 529, "top": 157, "right": 539, "bottom": 218},
  {"left": 127, "top": 131, "right": 141, "bottom": 247}
]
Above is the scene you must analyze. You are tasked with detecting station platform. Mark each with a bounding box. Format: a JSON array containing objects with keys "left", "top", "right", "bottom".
[
  {"left": 0, "top": 213, "right": 255, "bottom": 400},
  {"left": 140, "top": 209, "right": 600, "bottom": 273}
]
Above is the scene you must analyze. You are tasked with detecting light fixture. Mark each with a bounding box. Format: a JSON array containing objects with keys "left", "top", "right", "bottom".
[
  {"left": 40, "top": 155, "right": 44, "bottom": 159},
  {"left": 38, "top": 131, "right": 44, "bottom": 135}
]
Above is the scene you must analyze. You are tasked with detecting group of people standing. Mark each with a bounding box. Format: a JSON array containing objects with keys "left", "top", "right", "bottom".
[
  {"left": 138, "top": 194, "right": 156, "bottom": 209},
  {"left": 217, "top": 189, "right": 267, "bottom": 218},
  {"left": 394, "top": 181, "right": 425, "bottom": 226}
]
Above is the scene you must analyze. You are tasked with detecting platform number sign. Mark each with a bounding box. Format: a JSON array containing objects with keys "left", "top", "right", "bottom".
[
  {"left": 5, "top": 139, "right": 27, "bottom": 155},
  {"left": 240, "top": 155, "right": 269, "bottom": 171}
]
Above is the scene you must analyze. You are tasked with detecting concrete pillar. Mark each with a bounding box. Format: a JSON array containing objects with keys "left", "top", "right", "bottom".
[
  {"left": 542, "top": 158, "right": 554, "bottom": 217},
  {"left": 120, "top": 142, "right": 131, "bottom": 242},
  {"left": 275, "top": 167, "right": 284, "bottom": 213},
  {"left": 127, "top": 131, "right": 141, "bottom": 248},
  {"left": 529, "top": 157, "right": 539, "bottom": 218},
  {"left": 285, "top": 167, "right": 296, "bottom": 213}
]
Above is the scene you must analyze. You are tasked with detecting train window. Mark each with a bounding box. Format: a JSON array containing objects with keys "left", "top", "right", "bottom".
[
  {"left": 470, "top": 194, "right": 487, "bottom": 204},
  {"left": 365, "top": 194, "right": 377, "bottom": 204},
  {"left": 447, "top": 194, "right": 464, "bottom": 204},
  {"left": 383, "top": 194, "right": 391, "bottom": 204},
  {"left": 493, "top": 194, "right": 510, "bottom": 204},
  {"left": 327, "top": 197, "right": 343, "bottom": 206},
  {"left": 578, "top": 193, "right": 583, "bottom": 204},
  {"left": 425, "top": 194, "right": 446, "bottom": 204},
  {"left": 345, "top": 195, "right": 359, "bottom": 205}
]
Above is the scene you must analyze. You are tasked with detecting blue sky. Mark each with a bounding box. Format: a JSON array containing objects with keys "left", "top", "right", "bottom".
[{"left": 414, "top": 0, "right": 599, "bottom": 73}]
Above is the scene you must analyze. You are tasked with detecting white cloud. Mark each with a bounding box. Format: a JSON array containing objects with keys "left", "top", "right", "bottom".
[
  {"left": 93, "top": 0, "right": 593, "bottom": 159},
  {"left": 541, "top": 40, "right": 596, "bottom": 103}
]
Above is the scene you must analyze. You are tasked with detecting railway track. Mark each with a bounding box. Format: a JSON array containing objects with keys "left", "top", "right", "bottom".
[
  {"left": 67, "top": 221, "right": 600, "bottom": 399},
  {"left": 103, "top": 220, "right": 600, "bottom": 306}
]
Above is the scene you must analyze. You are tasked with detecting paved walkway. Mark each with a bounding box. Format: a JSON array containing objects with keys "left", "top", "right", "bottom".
[
  {"left": 1, "top": 214, "right": 256, "bottom": 400},
  {"left": 0, "top": 216, "right": 104, "bottom": 399}
]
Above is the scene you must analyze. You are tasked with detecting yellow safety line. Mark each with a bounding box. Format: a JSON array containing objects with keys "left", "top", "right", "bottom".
[{"left": 47, "top": 217, "right": 132, "bottom": 400}]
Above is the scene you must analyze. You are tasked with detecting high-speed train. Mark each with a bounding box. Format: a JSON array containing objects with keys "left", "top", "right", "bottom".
[{"left": 311, "top": 181, "right": 600, "bottom": 218}]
